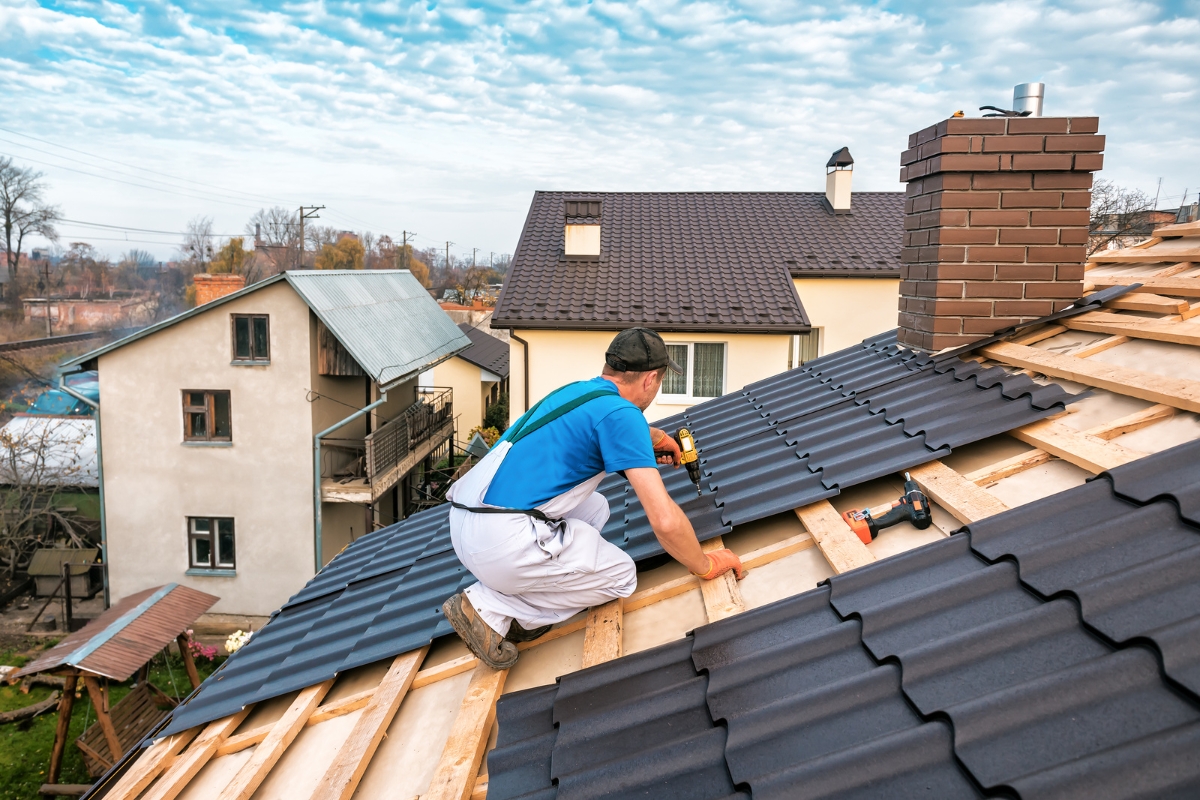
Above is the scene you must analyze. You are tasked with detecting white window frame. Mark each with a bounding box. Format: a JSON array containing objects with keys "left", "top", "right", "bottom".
[{"left": 658, "top": 341, "right": 728, "bottom": 404}]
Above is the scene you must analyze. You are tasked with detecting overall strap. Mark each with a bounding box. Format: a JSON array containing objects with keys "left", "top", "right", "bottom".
[{"left": 506, "top": 389, "right": 614, "bottom": 445}]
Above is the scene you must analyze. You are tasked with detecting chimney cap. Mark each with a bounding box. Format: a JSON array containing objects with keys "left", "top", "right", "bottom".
[{"left": 826, "top": 147, "right": 854, "bottom": 170}]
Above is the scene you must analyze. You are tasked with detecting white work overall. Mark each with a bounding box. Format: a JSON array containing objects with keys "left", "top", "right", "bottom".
[{"left": 447, "top": 438, "right": 637, "bottom": 637}]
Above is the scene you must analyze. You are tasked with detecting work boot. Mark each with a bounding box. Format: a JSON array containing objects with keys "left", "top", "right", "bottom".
[
  {"left": 505, "top": 620, "right": 552, "bottom": 643},
  {"left": 442, "top": 592, "right": 518, "bottom": 670}
]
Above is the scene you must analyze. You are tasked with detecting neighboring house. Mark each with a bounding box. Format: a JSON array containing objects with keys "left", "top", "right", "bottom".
[
  {"left": 61, "top": 270, "right": 470, "bottom": 616},
  {"left": 23, "top": 294, "right": 157, "bottom": 332},
  {"left": 420, "top": 322, "right": 510, "bottom": 436},
  {"left": 491, "top": 153, "right": 902, "bottom": 420}
]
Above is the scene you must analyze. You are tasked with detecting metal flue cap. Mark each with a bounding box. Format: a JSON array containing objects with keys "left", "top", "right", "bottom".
[
  {"left": 1013, "top": 83, "right": 1045, "bottom": 117},
  {"left": 826, "top": 146, "right": 854, "bottom": 171}
]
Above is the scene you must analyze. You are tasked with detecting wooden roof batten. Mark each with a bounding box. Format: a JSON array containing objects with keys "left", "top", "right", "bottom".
[{"left": 97, "top": 230, "right": 1200, "bottom": 800}]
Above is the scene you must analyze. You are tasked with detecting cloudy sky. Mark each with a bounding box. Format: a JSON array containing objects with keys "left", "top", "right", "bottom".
[{"left": 1, "top": 0, "right": 1197, "bottom": 261}]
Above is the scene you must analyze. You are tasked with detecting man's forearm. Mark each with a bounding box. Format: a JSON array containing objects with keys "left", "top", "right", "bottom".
[{"left": 652, "top": 503, "right": 709, "bottom": 575}]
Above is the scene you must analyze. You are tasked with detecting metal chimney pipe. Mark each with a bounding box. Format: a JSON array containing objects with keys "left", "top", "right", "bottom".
[{"left": 1013, "top": 83, "right": 1045, "bottom": 117}]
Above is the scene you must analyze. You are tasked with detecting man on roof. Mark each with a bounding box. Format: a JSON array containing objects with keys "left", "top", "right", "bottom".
[{"left": 443, "top": 327, "right": 746, "bottom": 669}]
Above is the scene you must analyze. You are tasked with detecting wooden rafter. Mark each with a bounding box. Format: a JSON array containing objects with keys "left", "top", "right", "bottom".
[
  {"left": 1102, "top": 294, "right": 1188, "bottom": 314},
  {"left": 907, "top": 461, "right": 1008, "bottom": 525},
  {"left": 794, "top": 501, "right": 875, "bottom": 574},
  {"left": 698, "top": 536, "right": 746, "bottom": 622},
  {"left": 1089, "top": 277, "right": 1200, "bottom": 297},
  {"left": 314, "top": 647, "right": 428, "bottom": 800},
  {"left": 140, "top": 709, "right": 252, "bottom": 800},
  {"left": 581, "top": 600, "right": 624, "bottom": 668},
  {"left": 980, "top": 342, "right": 1200, "bottom": 413},
  {"left": 424, "top": 664, "right": 508, "bottom": 800},
  {"left": 103, "top": 729, "right": 199, "bottom": 800},
  {"left": 218, "top": 679, "right": 334, "bottom": 800}
]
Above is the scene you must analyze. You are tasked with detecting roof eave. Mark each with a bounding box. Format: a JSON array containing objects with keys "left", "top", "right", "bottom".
[
  {"left": 790, "top": 268, "right": 901, "bottom": 278},
  {"left": 490, "top": 318, "right": 811, "bottom": 335}
]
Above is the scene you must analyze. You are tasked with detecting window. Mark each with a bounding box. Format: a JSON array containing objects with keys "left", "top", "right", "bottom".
[
  {"left": 661, "top": 342, "right": 725, "bottom": 400},
  {"left": 232, "top": 315, "right": 270, "bottom": 363},
  {"left": 183, "top": 390, "right": 232, "bottom": 442},
  {"left": 189, "top": 517, "right": 235, "bottom": 569}
]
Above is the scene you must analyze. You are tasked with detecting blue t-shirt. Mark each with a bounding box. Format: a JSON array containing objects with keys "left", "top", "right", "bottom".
[{"left": 483, "top": 377, "right": 657, "bottom": 508}]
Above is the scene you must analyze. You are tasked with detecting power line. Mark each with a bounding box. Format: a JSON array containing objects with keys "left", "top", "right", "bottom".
[{"left": 58, "top": 218, "right": 242, "bottom": 236}]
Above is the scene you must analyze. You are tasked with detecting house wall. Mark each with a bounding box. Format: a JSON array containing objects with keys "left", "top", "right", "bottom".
[
  {"left": 509, "top": 329, "right": 791, "bottom": 424},
  {"left": 99, "top": 281, "right": 317, "bottom": 615},
  {"left": 421, "top": 356, "right": 490, "bottom": 436},
  {"left": 791, "top": 278, "right": 901, "bottom": 355}
]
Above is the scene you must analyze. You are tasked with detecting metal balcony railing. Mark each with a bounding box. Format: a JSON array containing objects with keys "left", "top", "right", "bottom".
[{"left": 364, "top": 388, "right": 453, "bottom": 482}]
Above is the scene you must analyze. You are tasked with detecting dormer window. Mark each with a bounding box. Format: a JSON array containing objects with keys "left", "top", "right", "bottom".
[{"left": 564, "top": 199, "right": 601, "bottom": 259}]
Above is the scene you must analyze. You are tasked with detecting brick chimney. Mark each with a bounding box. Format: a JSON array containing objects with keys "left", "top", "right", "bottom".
[
  {"left": 897, "top": 116, "right": 1103, "bottom": 351},
  {"left": 193, "top": 274, "right": 246, "bottom": 305}
]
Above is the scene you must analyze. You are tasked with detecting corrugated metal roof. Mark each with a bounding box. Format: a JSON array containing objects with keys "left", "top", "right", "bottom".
[
  {"left": 154, "top": 327, "right": 1074, "bottom": 738},
  {"left": 286, "top": 271, "right": 471, "bottom": 389},
  {"left": 490, "top": 437, "right": 1200, "bottom": 799},
  {"left": 15, "top": 584, "right": 218, "bottom": 682},
  {"left": 64, "top": 271, "right": 470, "bottom": 389}
]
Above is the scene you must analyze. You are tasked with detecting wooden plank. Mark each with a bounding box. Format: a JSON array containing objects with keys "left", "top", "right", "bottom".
[
  {"left": 1088, "top": 277, "right": 1200, "bottom": 297},
  {"left": 1102, "top": 293, "right": 1189, "bottom": 314},
  {"left": 741, "top": 533, "right": 815, "bottom": 569},
  {"left": 217, "top": 680, "right": 333, "bottom": 800},
  {"left": 907, "top": 461, "right": 1008, "bottom": 525},
  {"left": 1073, "top": 335, "right": 1129, "bottom": 358},
  {"left": 624, "top": 574, "right": 699, "bottom": 613},
  {"left": 980, "top": 341, "right": 1200, "bottom": 414},
  {"left": 424, "top": 664, "right": 508, "bottom": 800},
  {"left": 309, "top": 688, "right": 376, "bottom": 724},
  {"left": 1153, "top": 261, "right": 1196, "bottom": 278},
  {"left": 1009, "top": 324, "right": 1067, "bottom": 346},
  {"left": 1087, "top": 404, "right": 1175, "bottom": 440},
  {"left": 1062, "top": 311, "right": 1200, "bottom": 347},
  {"left": 581, "top": 599, "right": 624, "bottom": 668},
  {"left": 141, "top": 709, "right": 252, "bottom": 800},
  {"left": 83, "top": 677, "right": 124, "bottom": 764},
  {"left": 1087, "top": 250, "right": 1200, "bottom": 264},
  {"left": 794, "top": 501, "right": 875, "bottom": 574},
  {"left": 104, "top": 730, "right": 199, "bottom": 800},
  {"left": 470, "top": 779, "right": 488, "bottom": 800},
  {"left": 313, "top": 647, "right": 428, "bottom": 800},
  {"left": 1009, "top": 418, "right": 1146, "bottom": 473},
  {"left": 413, "top": 655, "right": 480, "bottom": 690},
  {"left": 698, "top": 536, "right": 745, "bottom": 622}
]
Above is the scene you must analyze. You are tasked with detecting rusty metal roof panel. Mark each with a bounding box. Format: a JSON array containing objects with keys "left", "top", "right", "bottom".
[{"left": 15, "top": 584, "right": 217, "bottom": 681}]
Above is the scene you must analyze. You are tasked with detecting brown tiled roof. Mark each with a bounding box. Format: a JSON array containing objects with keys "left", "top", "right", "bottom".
[
  {"left": 455, "top": 323, "right": 509, "bottom": 378},
  {"left": 492, "top": 191, "right": 907, "bottom": 332}
]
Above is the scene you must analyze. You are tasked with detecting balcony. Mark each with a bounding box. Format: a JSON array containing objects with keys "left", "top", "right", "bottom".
[{"left": 320, "top": 388, "right": 454, "bottom": 505}]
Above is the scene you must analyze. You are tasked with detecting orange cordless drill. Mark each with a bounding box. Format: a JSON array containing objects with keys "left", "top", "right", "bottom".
[{"left": 841, "top": 473, "right": 932, "bottom": 545}]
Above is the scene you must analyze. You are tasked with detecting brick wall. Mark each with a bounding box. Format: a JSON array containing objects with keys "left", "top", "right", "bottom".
[
  {"left": 193, "top": 274, "right": 247, "bottom": 306},
  {"left": 897, "top": 116, "right": 1103, "bottom": 352}
]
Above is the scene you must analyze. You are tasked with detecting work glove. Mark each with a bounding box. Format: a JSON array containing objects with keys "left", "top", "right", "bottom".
[
  {"left": 694, "top": 548, "right": 746, "bottom": 581},
  {"left": 650, "top": 427, "right": 681, "bottom": 467}
]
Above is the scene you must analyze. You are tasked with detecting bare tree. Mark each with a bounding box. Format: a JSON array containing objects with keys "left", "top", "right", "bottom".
[
  {"left": 181, "top": 216, "right": 215, "bottom": 271},
  {"left": 1089, "top": 180, "right": 1155, "bottom": 255},
  {"left": 0, "top": 416, "right": 95, "bottom": 578},
  {"left": 245, "top": 206, "right": 300, "bottom": 270},
  {"left": 0, "top": 157, "right": 61, "bottom": 286}
]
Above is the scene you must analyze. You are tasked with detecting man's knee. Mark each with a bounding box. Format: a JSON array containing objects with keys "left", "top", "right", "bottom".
[{"left": 570, "top": 492, "right": 611, "bottom": 532}]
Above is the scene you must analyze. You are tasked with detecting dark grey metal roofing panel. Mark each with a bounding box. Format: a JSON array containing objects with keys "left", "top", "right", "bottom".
[
  {"left": 455, "top": 323, "right": 511, "bottom": 378},
  {"left": 550, "top": 638, "right": 745, "bottom": 800},
  {"left": 485, "top": 437, "right": 1200, "bottom": 800},
  {"left": 154, "top": 325, "right": 1077, "bottom": 739},
  {"left": 489, "top": 684, "right": 558, "bottom": 800}
]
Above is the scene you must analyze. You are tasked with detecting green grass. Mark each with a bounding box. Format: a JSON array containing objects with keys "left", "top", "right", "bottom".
[{"left": 0, "top": 641, "right": 224, "bottom": 798}]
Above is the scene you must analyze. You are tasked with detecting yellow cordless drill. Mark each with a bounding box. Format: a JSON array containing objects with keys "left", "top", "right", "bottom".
[{"left": 656, "top": 427, "right": 703, "bottom": 496}]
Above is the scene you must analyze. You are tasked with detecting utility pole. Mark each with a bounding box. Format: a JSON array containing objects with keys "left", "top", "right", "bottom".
[
  {"left": 472, "top": 248, "right": 479, "bottom": 268},
  {"left": 298, "top": 205, "right": 325, "bottom": 269},
  {"left": 445, "top": 241, "right": 454, "bottom": 272},
  {"left": 402, "top": 230, "right": 416, "bottom": 270},
  {"left": 39, "top": 260, "right": 53, "bottom": 337}
]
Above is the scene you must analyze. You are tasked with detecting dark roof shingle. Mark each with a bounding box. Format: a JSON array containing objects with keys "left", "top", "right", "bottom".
[
  {"left": 454, "top": 323, "right": 510, "bottom": 378},
  {"left": 494, "top": 191, "right": 906, "bottom": 332}
]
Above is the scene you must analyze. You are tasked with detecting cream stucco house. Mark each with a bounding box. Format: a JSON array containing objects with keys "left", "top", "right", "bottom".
[
  {"left": 419, "top": 322, "right": 509, "bottom": 436},
  {"left": 63, "top": 270, "right": 470, "bottom": 616},
  {"left": 492, "top": 158, "right": 902, "bottom": 419}
]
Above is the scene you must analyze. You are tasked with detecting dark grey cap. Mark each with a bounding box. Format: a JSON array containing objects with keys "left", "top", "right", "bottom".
[{"left": 605, "top": 327, "right": 683, "bottom": 374}]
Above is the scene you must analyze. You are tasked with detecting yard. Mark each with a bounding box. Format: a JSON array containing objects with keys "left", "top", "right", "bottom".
[{"left": 0, "top": 635, "right": 224, "bottom": 799}]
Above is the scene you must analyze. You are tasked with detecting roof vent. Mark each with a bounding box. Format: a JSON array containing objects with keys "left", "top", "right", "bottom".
[
  {"left": 564, "top": 199, "right": 601, "bottom": 259},
  {"left": 825, "top": 147, "right": 853, "bottom": 213}
]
